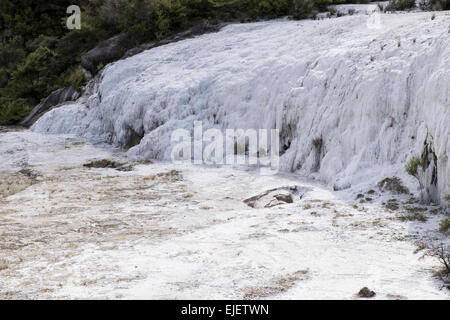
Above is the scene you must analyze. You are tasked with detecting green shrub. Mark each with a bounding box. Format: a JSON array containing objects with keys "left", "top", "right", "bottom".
[
  {"left": 386, "top": 0, "right": 416, "bottom": 11},
  {"left": 424, "top": 0, "right": 450, "bottom": 9},
  {"left": 291, "top": 0, "right": 318, "bottom": 19},
  {"left": 405, "top": 156, "right": 421, "bottom": 178},
  {"left": 59, "top": 67, "right": 85, "bottom": 91},
  {"left": 0, "top": 36, "right": 26, "bottom": 71},
  {"left": 246, "top": 0, "right": 292, "bottom": 18},
  {"left": 330, "top": 0, "right": 370, "bottom": 3},
  {"left": 439, "top": 218, "right": 450, "bottom": 233},
  {"left": 5, "top": 46, "right": 59, "bottom": 102},
  {"left": 405, "top": 155, "right": 426, "bottom": 193},
  {"left": 0, "top": 99, "right": 31, "bottom": 125}
]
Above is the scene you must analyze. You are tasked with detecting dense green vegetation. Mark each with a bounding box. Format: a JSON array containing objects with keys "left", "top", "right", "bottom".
[
  {"left": 386, "top": 0, "right": 416, "bottom": 11},
  {"left": 1, "top": 0, "right": 449, "bottom": 125},
  {"left": 0, "top": 0, "right": 97, "bottom": 125}
]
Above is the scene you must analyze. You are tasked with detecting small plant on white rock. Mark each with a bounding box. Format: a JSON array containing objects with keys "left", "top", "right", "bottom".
[{"left": 405, "top": 156, "right": 424, "bottom": 194}]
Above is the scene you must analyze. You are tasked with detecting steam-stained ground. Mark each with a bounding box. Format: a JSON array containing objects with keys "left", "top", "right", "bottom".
[{"left": 0, "top": 130, "right": 448, "bottom": 299}]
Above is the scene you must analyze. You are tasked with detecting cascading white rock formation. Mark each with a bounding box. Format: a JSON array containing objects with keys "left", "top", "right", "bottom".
[{"left": 33, "top": 12, "right": 449, "bottom": 204}]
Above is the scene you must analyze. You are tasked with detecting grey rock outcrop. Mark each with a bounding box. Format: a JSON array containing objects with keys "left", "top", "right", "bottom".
[
  {"left": 244, "top": 186, "right": 309, "bottom": 208},
  {"left": 20, "top": 86, "right": 79, "bottom": 127},
  {"left": 81, "top": 33, "right": 133, "bottom": 75}
]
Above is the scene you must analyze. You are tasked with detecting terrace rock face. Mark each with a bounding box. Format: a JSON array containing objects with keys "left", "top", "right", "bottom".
[{"left": 33, "top": 12, "right": 450, "bottom": 205}]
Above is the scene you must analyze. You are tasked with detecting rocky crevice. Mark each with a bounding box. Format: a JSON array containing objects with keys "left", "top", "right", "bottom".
[{"left": 418, "top": 134, "right": 440, "bottom": 204}]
